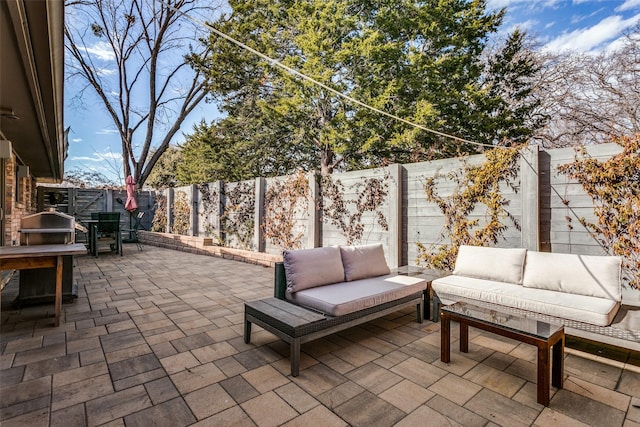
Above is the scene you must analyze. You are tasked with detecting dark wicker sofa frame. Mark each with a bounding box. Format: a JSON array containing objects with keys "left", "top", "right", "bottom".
[{"left": 244, "top": 262, "right": 426, "bottom": 376}]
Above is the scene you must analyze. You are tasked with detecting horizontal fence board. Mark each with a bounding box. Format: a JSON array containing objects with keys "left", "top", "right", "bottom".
[{"left": 150, "top": 142, "right": 631, "bottom": 270}]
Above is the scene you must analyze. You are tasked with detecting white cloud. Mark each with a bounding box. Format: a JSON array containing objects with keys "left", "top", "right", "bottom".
[
  {"left": 486, "top": 0, "right": 515, "bottom": 8},
  {"left": 616, "top": 0, "right": 640, "bottom": 12},
  {"left": 571, "top": 7, "right": 606, "bottom": 24},
  {"left": 96, "top": 68, "right": 116, "bottom": 76},
  {"left": 101, "top": 152, "right": 121, "bottom": 160},
  {"left": 542, "top": 13, "right": 640, "bottom": 52},
  {"left": 487, "top": 0, "right": 561, "bottom": 9},
  {"left": 84, "top": 42, "right": 115, "bottom": 61},
  {"left": 69, "top": 155, "right": 103, "bottom": 162},
  {"left": 509, "top": 19, "right": 539, "bottom": 32},
  {"left": 602, "top": 36, "right": 627, "bottom": 52},
  {"left": 96, "top": 128, "right": 119, "bottom": 135},
  {"left": 71, "top": 138, "right": 83, "bottom": 143},
  {"left": 69, "top": 151, "right": 121, "bottom": 162}
]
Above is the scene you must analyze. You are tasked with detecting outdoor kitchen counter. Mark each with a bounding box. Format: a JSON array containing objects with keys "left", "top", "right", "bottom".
[{"left": 0, "top": 243, "right": 87, "bottom": 326}]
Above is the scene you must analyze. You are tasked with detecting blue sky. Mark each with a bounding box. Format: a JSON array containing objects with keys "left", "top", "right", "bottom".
[
  {"left": 64, "top": 0, "right": 640, "bottom": 184},
  {"left": 490, "top": 0, "right": 640, "bottom": 51}
]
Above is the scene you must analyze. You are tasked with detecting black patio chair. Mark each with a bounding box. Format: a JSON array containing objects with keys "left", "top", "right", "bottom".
[
  {"left": 122, "top": 211, "right": 145, "bottom": 251},
  {"left": 91, "top": 212, "right": 122, "bottom": 256}
]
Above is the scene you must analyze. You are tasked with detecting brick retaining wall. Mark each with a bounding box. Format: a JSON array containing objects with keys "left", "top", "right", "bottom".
[{"left": 137, "top": 230, "right": 282, "bottom": 267}]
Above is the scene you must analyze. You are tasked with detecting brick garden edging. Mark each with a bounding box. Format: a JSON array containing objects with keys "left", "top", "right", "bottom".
[{"left": 137, "top": 231, "right": 282, "bottom": 267}]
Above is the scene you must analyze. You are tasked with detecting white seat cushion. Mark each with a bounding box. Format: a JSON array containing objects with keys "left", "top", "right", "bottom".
[
  {"left": 432, "top": 275, "right": 620, "bottom": 326},
  {"left": 287, "top": 274, "right": 427, "bottom": 317},
  {"left": 522, "top": 251, "right": 622, "bottom": 301},
  {"left": 453, "top": 245, "right": 527, "bottom": 284}
]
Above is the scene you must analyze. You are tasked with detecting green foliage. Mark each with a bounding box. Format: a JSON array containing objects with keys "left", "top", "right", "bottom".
[
  {"left": 221, "top": 181, "right": 255, "bottom": 249},
  {"left": 557, "top": 134, "right": 640, "bottom": 289},
  {"left": 191, "top": 0, "right": 541, "bottom": 176},
  {"left": 417, "top": 146, "right": 523, "bottom": 270},
  {"left": 482, "top": 29, "right": 544, "bottom": 144},
  {"left": 146, "top": 146, "right": 182, "bottom": 190},
  {"left": 321, "top": 172, "right": 389, "bottom": 245},
  {"left": 176, "top": 119, "right": 309, "bottom": 183},
  {"left": 263, "top": 171, "right": 310, "bottom": 250}
]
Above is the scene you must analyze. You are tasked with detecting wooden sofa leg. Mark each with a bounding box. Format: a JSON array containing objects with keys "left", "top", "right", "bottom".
[{"left": 416, "top": 300, "right": 424, "bottom": 323}]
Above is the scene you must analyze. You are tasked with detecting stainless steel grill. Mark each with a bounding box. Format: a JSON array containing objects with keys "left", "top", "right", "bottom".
[
  {"left": 17, "top": 211, "right": 77, "bottom": 305},
  {"left": 19, "top": 211, "right": 75, "bottom": 245}
]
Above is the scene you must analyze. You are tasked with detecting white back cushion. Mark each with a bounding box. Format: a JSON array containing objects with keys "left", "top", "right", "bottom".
[
  {"left": 453, "top": 245, "right": 527, "bottom": 284},
  {"left": 340, "top": 244, "right": 390, "bottom": 281},
  {"left": 522, "top": 251, "right": 621, "bottom": 301},
  {"left": 283, "top": 246, "right": 344, "bottom": 292}
]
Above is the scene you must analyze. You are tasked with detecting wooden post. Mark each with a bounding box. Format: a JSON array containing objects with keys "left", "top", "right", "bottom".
[
  {"left": 214, "top": 181, "right": 224, "bottom": 243},
  {"left": 254, "top": 177, "right": 266, "bottom": 252},
  {"left": 387, "top": 164, "right": 403, "bottom": 269},
  {"left": 191, "top": 184, "right": 199, "bottom": 237},
  {"left": 67, "top": 188, "right": 77, "bottom": 216},
  {"left": 307, "top": 172, "right": 320, "bottom": 249},
  {"left": 520, "top": 146, "right": 540, "bottom": 251},
  {"left": 166, "top": 188, "right": 174, "bottom": 234},
  {"left": 106, "top": 189, "right": 113, "bottom": 212}
]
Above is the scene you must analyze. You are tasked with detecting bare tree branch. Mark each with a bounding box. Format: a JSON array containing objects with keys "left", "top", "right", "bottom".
[
  {"left": 65, "top": 0, "right": 220, "bottom": 186},
  {"left": 532, "top": 27, "right": 640, "bottom": 147}
]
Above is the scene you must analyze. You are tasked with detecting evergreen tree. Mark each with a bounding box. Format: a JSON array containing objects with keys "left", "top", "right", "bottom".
[{"left": 190, "top": 0, "right": 542, "bottom": 177}]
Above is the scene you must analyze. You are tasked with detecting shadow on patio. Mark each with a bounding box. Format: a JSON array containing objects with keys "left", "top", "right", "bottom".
[{"left": 1, "top": 245, "right": 639, "bottom": 426}]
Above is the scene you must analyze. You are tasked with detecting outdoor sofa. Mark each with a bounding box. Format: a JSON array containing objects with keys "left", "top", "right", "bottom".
[
  {"left": 281, "top": 244, "right": 428, "bottom": 317},
  {"left": 431, "top": 245, "right": 639, "bottom": 349},
  {"left": 244, "top": 244, "right": 429, "bottom": 375}
]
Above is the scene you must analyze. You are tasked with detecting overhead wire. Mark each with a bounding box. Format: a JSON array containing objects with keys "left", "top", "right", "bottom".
[{"left": 166, "top": 2, "right": 499, "bottom": 150}]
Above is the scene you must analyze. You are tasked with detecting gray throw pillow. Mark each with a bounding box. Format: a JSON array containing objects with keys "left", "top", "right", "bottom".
[
  {"left": 283, "top": 246, "right": 345, "bottom": 292},
  {"left": 340, "top": 244, "right": 390, "bottom": 281}
]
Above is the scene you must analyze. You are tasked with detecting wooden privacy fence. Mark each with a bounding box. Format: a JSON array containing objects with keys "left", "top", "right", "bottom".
[
  {"left": 160, "top": 143, "right": 625, "bottom": 270},
  {"left": 36, "top": 187, "right": 157, "bottom": 242}
]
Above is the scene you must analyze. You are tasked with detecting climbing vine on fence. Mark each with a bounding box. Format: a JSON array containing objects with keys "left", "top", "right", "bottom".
[
  {"left": 417, "top": 146, "right": 523, "bottom": 271},
  {"left": 172, "top": 190, "right": 191, "bottom": 235},
  {"left": 151, "top": 193, "right": 167, "bottom": 232},
  {"left": 321, "top": 171, "right": 389, "bottom": 245},
  {"left": 221, "top": 181, "right": 255, "bottom": 250},
  {"left": 263, "top": 171, "right": 310, "bottom": 250},
  {"left": 198, "top": 183, "right": 219, "bottom": 239},
  {"left": 557, "top": 134, "right": 640, "bottom": 289}
]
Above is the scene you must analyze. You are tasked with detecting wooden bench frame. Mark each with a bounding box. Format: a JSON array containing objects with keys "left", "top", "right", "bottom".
[{"left": 244, "top": 262, "right": 427, "bottom": 376}]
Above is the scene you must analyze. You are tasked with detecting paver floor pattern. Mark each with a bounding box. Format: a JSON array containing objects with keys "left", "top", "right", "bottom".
[{"left": 1, "top": 245, "right": 639, "bottom": 426}]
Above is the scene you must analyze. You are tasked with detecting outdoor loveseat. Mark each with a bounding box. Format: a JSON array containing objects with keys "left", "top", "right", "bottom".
[
  {"left": 244, "top": 244, "right": 429, "bottom": 376},
  {"left": 432, "top": 245, "right": 639, "bottom": 349}
]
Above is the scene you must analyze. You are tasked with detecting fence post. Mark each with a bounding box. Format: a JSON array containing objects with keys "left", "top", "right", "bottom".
[
  {"left": 191, "top": 184, "right": 199, "bottom": 237},
  {"left": 67, "top": 188, "right": 76, "bottom": 216},
  {"left": 254, "top": 177, "right": 266, "bottom": 252},
  {"left": 166, "top": 188, "right": 174, "bottom": 234},
  {"left": 211, "top": 181, "right": 224, "bottom": 243},
  {"left": 387, "top": 164, "right": 403, "bottom": 269},
  {"left": 307, "top": 172, "right": 320, "bottom": 248},
  {"left": 520, "top": 146, "right": 540, "bottom": 251},
  {"left": 105, "top": 189, "right": 113, "bottom": 211}
]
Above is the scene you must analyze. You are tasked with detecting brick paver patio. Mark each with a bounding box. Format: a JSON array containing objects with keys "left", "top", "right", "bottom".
[{"left": 1, "top": 245, "right": 639, "bottom": 426}]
